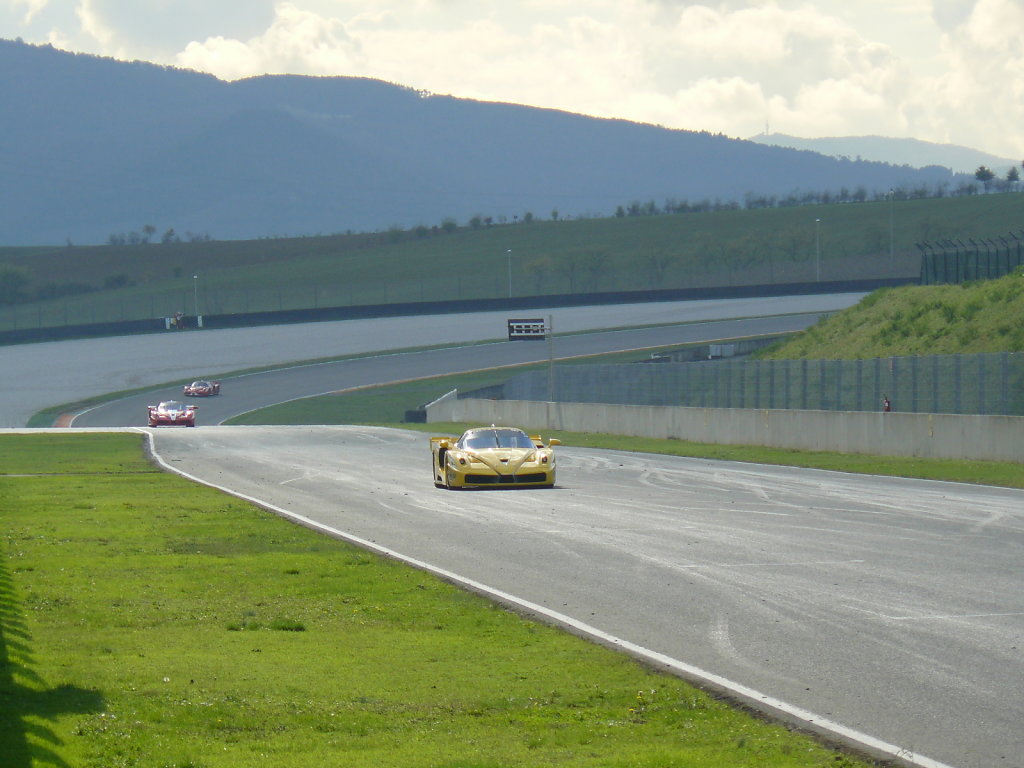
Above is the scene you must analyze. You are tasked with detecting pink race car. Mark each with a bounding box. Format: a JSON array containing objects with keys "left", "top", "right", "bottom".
[
  {"left": 147, "top": 400, "right": 198, "bottom": 427},
  {"left": 183, "top": 379, "right": 220, "bottom": 397}
]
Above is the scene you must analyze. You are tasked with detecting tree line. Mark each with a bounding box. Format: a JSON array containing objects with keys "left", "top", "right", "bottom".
[{"left": 106, "top": 226, "right": 213, "bottom": 246}]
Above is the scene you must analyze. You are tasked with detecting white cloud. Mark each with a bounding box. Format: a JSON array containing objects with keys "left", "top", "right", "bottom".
[
  {"left": 178, "top": 2, "right": 360, "bottom": 78},
  {"left": 921, "top": 0, "right": 1024, "bottom": 152},
  {"left": 931, "top": 0, "right": 977, "bottom": 31},
  {"left": 176, "top": 35, "right": 264, "bottom": 81},
  {"left": 576, "top": 3, "right": 910, "bottom": 141},
  {"left": 7, "top": 0, "right": 48, "bottom": 24},
  {"left": 75, "top": 0, "right": 116, "bottom": 48},
  {"left": 0, "top": 0, "right": 1021, "bottom": 157}
]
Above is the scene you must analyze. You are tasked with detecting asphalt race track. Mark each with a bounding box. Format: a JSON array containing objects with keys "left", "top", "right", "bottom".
[
  {"left": 71, "top": 312, "right": 828, "bottom": 427},
  {"left": 2, "top": 293, "right": 857, "bottom": 428},
  {"left": 146, "top": 426, "right": 1024, "bottom": 768}
]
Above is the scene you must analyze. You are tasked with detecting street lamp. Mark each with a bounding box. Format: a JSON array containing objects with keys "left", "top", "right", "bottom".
[
  {"left": 815, "top": 219, "right": 821, "bottom": 282},
  {"left": 888, "top": 189, "right": 895, "bottom": 265},
  {"left": 193, "top": 274, "right": 200, "bottom": 328},
  {"left": 507, "top": 249, "right": 512, "bottom": 298}
]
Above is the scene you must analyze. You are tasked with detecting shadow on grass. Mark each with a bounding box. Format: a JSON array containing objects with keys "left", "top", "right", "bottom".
[{"left": 0, "top": 560, "right": 105, "bottom": 768}]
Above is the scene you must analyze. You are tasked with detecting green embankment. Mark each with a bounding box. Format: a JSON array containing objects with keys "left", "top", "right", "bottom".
[
  {"left": 0, "top": 433, "right": 872, "bottom": 767},
  {"left": 757, "top": 270, "right": 1024, "bottom": 359},
  {"left": 3, "top": 192, "right": 1022, "bottom": 331}
]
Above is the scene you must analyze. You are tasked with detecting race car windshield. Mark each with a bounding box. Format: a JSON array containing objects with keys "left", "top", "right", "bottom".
[{"left": 460, "top": 430, "right": 534, "bottom": 450}]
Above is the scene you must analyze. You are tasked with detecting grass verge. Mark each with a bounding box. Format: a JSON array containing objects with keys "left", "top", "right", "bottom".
[{"left": 0, "top": 433, "right": 875, "bottom": 767}]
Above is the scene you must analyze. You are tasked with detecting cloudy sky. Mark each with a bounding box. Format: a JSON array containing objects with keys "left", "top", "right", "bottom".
[{"left": 4, "top": 0, "right": 1023, "bottom": 159}]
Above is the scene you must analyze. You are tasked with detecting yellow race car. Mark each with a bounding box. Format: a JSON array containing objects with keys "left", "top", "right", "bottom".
[{"left": 431, "top": 427, "right": 561, "bottom": 489}]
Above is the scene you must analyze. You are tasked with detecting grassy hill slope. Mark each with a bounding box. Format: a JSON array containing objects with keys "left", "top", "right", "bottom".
[
  {"left": 760, "top": 270, "right": 1024, "bottom": 359},
  {"left": 1, "top": 192, "right": 1022, "bottom": 332}
]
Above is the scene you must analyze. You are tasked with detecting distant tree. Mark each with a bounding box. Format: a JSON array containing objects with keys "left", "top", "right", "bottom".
[
  {"left": 585, "top": 252, "right": 608, "bottom": 291},
  {"left": 551, "top": 209, "right": 559, "bottom": 221},
  {"left": 522, "top": 212, "right": 534, "bottom": 224},
  {"left": 643, "top": 250, "right": 675, "bottom": 289},
  {"left": 142, "top": 224, "right": 156, "bottom": 243},
  {"left": 35, "top": 281, "right": 93, "bottom": 300},
  {"left": 553, "top": 252, "right": 583, "bottom": 292},
  {"left": 0, "top": 264, "right": 31, "bottom": 305},
  {"left": 161, "top": 228, "right": 178, "bottom": 244},
  {"left": 526, "top": 257, "right": 550, "bottom": 294},
  {"left": 469, "top": 215, "right": 483, "bottom": 230},
  {"left": 975, "top": 165, "right": 995, "bottom": 191},
  {"left": 104, "top": 274, "right": 133, "bottom": 289},
  {"left": 615, "top": 205, "right": 626, "bottom": 217},
  {"left": 863, "top": 224, "right": 885, "bottom": 255},
  {"left": 1007, "top": 166, "right": 1020, "bottom": 184},
  {"left": 440, "top": 218, "right": 457, "bottom": 234}
]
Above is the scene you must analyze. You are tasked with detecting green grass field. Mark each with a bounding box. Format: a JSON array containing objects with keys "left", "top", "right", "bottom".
[
  {"left": 1, "top": 433, "right": 874, "bottom": 767},
  {"left": 3, "top": 191, "right": 1022, "bottom": 331}
]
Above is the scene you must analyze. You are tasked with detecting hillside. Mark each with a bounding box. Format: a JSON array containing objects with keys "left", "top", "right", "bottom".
[
  {"left": 2, "top": 192, "right": 1023, "bottom": 334},
  {"left": 1, "top": 38, "right": 968, "bottom": 246},
  {"left": 759, "top": 270, "right": 1024, "bottom": 359}
]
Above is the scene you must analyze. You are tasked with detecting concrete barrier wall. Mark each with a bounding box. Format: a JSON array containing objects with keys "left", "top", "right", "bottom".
[{"left": 425, "top": 391, "right": 1024, "bottom": 463}]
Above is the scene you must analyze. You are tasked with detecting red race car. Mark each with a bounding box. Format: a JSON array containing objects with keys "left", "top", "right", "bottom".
[
  {"left": 183, "top": 379, "right": 220, "bottom": 397},
  {"left": 147, "top": 400, "right": 198, "bottom": 427}
]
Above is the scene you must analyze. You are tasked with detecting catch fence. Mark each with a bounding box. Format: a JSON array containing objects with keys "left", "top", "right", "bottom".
[
  {"left": 489, "top": 352, "right": 1024, "bottom": 416},
  {"left": 918, "top": 233, "right": 1024, "bottom": 284}
]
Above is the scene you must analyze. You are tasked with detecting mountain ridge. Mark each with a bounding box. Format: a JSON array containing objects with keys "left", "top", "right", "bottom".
[
  {"left": 748, "top": 132, "right": 1018, "bottom": 175},
  {"left": 2, "top": 38, "right": 971, "bottom": 245}
]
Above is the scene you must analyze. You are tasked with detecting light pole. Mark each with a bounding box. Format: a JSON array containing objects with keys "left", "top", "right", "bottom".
[
  {"left": 193, "top": 274, "right": 200, "bottom": 328},
  {"left": 888, "top": 189, "right": 895, "bottom": 265},
  {"left": 815, "top": 219, "right": 821, "bottom": 281},
  {"left": 507, "top": 249, "right": 512, "bottom": 298}
]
